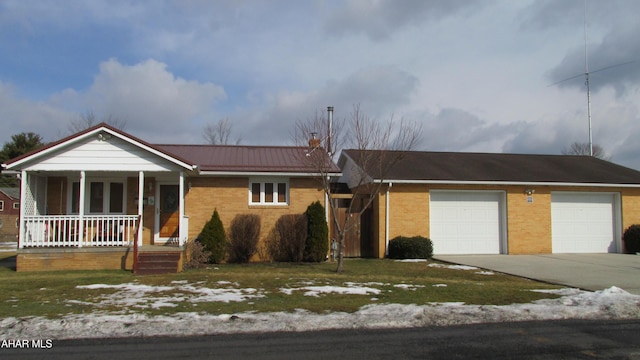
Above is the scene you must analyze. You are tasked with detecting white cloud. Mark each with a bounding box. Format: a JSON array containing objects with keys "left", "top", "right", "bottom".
[
  {"left": 3, "top": 0, "right": 640, "bottom": 170},
  {"left": 80, "top": 58, "right": 226, "bottom": 143},
  {"left": 0, "top": 82, "right": 74, "bottom": 142}
]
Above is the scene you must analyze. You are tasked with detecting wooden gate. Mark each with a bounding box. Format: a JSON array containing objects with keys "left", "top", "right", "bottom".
[{"left": 331, "top": 199, "right": 373, "bottom": 258}]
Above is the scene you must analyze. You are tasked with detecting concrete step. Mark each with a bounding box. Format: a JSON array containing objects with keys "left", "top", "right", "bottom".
[{"left": 134, "top": 252, "right": 181, "bottom": 275}]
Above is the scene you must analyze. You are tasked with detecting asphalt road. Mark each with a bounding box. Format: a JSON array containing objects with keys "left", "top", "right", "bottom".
[{"left": 3, "top": 319, "right": 640, "bottom": 359}]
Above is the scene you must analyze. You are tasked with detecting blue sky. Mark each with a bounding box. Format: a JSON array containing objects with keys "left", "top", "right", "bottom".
[{"left": 2, "top": 0, "right": 640, "bottom": 169}]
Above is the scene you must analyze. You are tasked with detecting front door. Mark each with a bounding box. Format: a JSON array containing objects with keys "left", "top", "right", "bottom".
[{"left": 158, "top": 184, "right": 179, "bottom": 242}]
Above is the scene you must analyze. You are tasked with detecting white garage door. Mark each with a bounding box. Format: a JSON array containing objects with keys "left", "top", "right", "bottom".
[
  {"left": 429, "top": 191, "right": 504, "bottom": 255},
  {"left": 551, "top": 193, "right": 618, "bottom": 253}
]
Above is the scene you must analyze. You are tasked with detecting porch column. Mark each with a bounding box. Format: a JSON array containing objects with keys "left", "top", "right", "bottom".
[
  {"left": 138, "top": 171, "right": 144, "bottom": 247},
  {"left": 18, "top": 171, "right": 27, "bottom": 249},
  {"left": 78, "top": 171, "right": 86, "bottom": 247},
  {"left": 179, "top": 171, "right": 185, "bottom": 246}
]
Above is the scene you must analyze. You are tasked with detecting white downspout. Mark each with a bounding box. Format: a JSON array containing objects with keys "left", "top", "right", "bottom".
[
  {"left": 78, "top": 171, "right": 86, "bottom": 247},
  {"left": 179, "top": 171, "right": 185, "bottom": 246},
  {"left": 138, "top": 171, "right": 144, "bottom": 247},
  {"left": 385, "top": 182, "right": 392, "bottom": 256},
  {"left": 18, "top": 171, "right": 27, "bottom": 249}
]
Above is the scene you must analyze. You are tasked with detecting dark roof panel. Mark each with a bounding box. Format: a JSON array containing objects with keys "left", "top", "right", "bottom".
[{"left": 343, "top": 150, "right": 640, "bottom": 185}]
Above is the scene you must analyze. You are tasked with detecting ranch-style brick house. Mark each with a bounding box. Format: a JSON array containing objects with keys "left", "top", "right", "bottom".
[
  {"left": 339, "top": 149, "right": 640, "bottom": 257},
  {"left": 1, "top": 123, "right": 340, "bottom": 272}
]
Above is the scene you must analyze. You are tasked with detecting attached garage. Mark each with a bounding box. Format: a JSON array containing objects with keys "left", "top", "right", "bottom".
[
  {"left": 429, "top": 191, "right": 506, "bottom": 255},
  {"left": 339, "top": 149, "right": 640, "bottom": 258},
  {"left": 551, "top": 192, "right": 621, "bottom": 253}
]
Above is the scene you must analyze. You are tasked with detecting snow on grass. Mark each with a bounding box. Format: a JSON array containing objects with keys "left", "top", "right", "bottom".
[
  {"left": 428, "top": 263, "right": 479, "bottom": 271},
  {"left": 2, "top": 286, "right": 638, "bottom": 340},
  {"left": 280, "top": 285, "right": 381, "bottom": 297},
  {"left": 475, "top": 271, "right": 495, "bottom": 275},
  {"left": 71, "top": 282, "right": 264, "bottom": 309},
  {"left": 394, "top": 284, "right": 426, "bottom": 291}
]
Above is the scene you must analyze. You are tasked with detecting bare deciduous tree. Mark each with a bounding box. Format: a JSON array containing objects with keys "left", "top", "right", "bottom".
[
  {"left": 203, "top": 118, "right": 241, "bottom": 145},
  {"left": 295, "top": 104, "right": 422, "bottom": 273},
  {"left": 68, "top": 111, "right": 127, "bottom": 135},
  {"left": 562, "top": 142, "right": 610, "bottom": 160}
]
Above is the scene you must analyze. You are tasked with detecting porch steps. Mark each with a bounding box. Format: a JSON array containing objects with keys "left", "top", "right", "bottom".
[{"left": 134, "top": 252, "right": 181, "bottom": 275}]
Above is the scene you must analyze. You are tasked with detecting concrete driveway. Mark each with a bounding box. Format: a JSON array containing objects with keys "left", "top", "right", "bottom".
[{"left": 434, "top": 254, "right": 640, "bottom": 295}]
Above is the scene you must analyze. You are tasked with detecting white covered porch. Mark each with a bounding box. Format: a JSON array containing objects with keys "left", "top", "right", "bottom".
[
  {"left": 18, "top": 170, "right": 189, "bottom": 249},
  {"left": 4, "top": 126, "right": 198, "bottom": 250}
]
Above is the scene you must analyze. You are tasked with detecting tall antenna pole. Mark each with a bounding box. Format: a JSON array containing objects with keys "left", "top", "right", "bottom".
[
  {"left": 327, "top": 106, "right": 333, "bottom": 156},
  {"left": 584, "top": 0, "right": 593, "bottom": 156}
]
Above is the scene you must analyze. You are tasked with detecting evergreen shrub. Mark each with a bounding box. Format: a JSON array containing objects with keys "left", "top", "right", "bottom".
[
  {"left": 304, "top": 201, "right": 329, "bottom": 262},
  {"left": 623, "top": 224, "right": 640, "bottom": 254},
  {"left": 197, "top": 209, "right": 226, "bottom": 263},
  {"left": 388, "top": 236, "right": 433, "bottom": 259}
]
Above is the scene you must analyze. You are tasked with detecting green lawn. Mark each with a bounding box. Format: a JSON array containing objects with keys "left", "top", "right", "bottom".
[{"left": 0, "top": 258, "right": 561, "bottom": 319}]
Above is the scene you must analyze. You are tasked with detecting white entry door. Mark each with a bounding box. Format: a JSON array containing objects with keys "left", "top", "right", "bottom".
[{"left": 429, "top": 191, "right": 504, "bottom": 255}]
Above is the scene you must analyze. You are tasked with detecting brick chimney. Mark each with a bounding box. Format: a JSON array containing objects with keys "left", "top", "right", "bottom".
[{"left": 308, "top": 132, "right": 321, "bottom": 148}]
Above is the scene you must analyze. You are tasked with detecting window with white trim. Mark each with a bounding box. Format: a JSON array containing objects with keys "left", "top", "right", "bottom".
[
  {"left": 70, "top": 179, "right": 126, "bottom": 214},
  {"left": 249, "top": 179, "right": 288, "bottom": 205},
  {"left": 0, "top": 201, "right": 3, "bottom": 211}
]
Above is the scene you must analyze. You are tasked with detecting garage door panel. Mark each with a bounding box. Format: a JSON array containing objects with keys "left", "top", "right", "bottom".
[
  {"left": 429, "top": 191, "right": 503, "bottom": 255},
  {"left": 551, "top": 193, "right": 617, "bottom": 253}
]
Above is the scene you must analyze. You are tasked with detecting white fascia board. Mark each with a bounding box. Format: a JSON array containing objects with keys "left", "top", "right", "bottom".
[
  {"left": 373, "top": 179, "right": 640, "bottom": 188},
  {"left": 198, "top": 171, "right": 342, "bottom": 177},
  {"left": 97, "top": 128, "right": 196, "bottom": 171},
  {"left": 6, "top": 126, "right": 196, "bottom": 172}
]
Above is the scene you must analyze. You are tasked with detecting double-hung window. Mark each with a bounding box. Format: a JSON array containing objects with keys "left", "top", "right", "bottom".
[{"left": 249, "top": 178, "right": 288, "bottom": 205}]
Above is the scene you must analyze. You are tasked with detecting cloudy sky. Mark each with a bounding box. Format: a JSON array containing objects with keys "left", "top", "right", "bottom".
[{"left": 1, "top": 0, "right": 640, "bottom": 168}]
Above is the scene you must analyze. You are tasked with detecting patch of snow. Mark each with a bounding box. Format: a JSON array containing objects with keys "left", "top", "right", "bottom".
[
  {"left": 280, "top": 286, "right": 381, "bottom": 297},
  {"left": 395, "top": 259, "right": 428, "bottom": 262},
  {"left": 72, "top": 282, "right": 264, "bottom": 309},
  {"left": 394, "top": 284, "right": 426, "bottom": 290},
  {"left": 475, "top": 271, "right": 494, "bottom": 275},
  {"left": 432, "top": 284, "right": 448, "bottom": 287},
  {"left": 531, "top": 288, "right": 583, "bottom": 296},
  {"left": 428, "top": 263, "right": 479, "bottom": 271}
]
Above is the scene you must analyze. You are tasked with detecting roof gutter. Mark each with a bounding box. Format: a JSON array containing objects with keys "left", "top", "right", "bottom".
[
  {"left": 373, "top": 179, "right": 640, "bottom": 188},
  {"left": 198, "top": 171, "right": 343, "bottom": 178}
]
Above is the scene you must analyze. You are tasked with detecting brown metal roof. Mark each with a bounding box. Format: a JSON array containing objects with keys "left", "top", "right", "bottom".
[
  {"left": 157, "top": 144, "right": 341, "bottom": 174},
  {"left": 342, "top": 149, "right": 640, "bottom": 185},
  {"left": 2, "top": 123, "right": 340, "bottom": 175}
]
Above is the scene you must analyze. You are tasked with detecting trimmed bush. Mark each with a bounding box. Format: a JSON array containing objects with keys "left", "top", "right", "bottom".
[
  {"left": 388, "top": 236, "right": 433, "bottom": 259},
  {"left": 304, "top": 201, "right": 329, "bottom": 262},
  {"left": 267, "top": 214, "right": 308, "bottom": 262},
  {"left": 183, "top": 239, "right": 212, "bottom": 269},
  {"left": 227, "top": 214, "right": 261, "bottom": 263},
  {"left": 197, "top": 209, "right": 226, "bottom": 263},
  {"left": 623, "top": 224, "right": 640, "bottom": 254}
]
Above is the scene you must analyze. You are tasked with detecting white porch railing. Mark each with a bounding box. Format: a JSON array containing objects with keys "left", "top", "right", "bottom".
[{"left": 22, "top": 215, "right": 139, "bottom": 248}]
